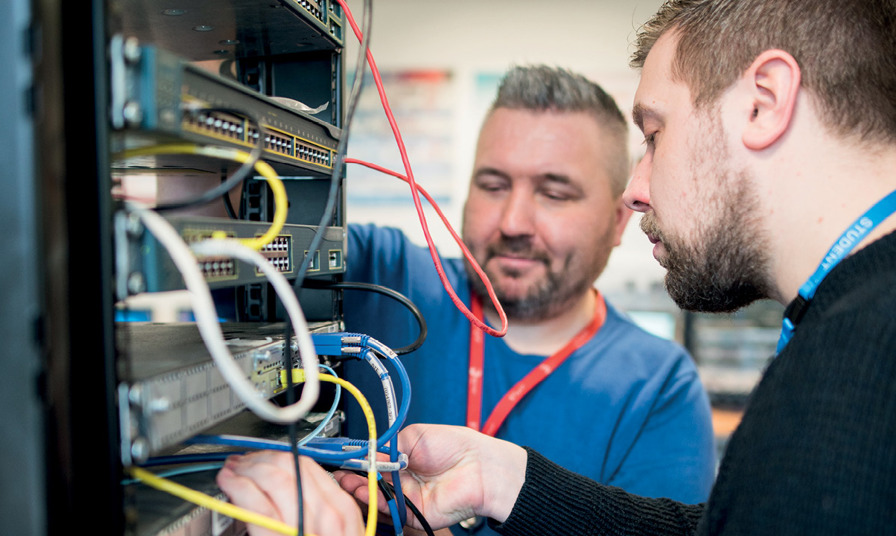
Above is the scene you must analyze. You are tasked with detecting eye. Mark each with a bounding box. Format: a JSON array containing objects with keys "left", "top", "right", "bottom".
[
  {"left": 541, "top": 189, "right": 571, "bottom": 202},
  {"left": 538, "top": 181, "right": 581, "bottom": 202},
  {"left": 473, "top": 174, "right": 509, "bottom": 194},
  {"left": 476, "top": 180, "right": 506, "bottom": 192},
  {"left": 642, "top": 132, "right": 657, "bottom": 147}
]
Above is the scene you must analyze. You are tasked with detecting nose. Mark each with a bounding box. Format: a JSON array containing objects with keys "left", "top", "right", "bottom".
[
  {"left": 623, "top": 157, "right": 651, "bottom": 213},
  {"left": 499, "top": 189, "right": 536, "bottom": 237}
]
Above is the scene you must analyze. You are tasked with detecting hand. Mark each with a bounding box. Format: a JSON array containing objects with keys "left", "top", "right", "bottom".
[
  {"left": 217, "top": 451, "right": 365, "bottom": 536},
  {"left": 336, "top": 424, "right": 527, "bottom": 532}
]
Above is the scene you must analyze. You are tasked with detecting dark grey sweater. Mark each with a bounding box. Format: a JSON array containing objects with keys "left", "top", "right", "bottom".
[{"left": 494, "top": 231, "right": 896, "bottom": 535}]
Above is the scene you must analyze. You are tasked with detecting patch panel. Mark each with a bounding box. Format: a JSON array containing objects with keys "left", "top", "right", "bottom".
[
  {"left": 296, "top": 139, "right": 333, "bottom": 167},
  {"left": 327, "top": 1, "right": 344, "bottom": 41},
  {"left": 180, "top": 229, "right": 240, "bottom": 282},
  {"left": 197, "top": 257, "right": 237, "bottom": 281},
  {"left": 132, "top": 472, "right": 247, "bottom": 536}
]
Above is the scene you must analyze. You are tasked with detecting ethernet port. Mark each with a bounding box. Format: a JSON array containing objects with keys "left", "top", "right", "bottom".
[{"left": 328, "top": 249, "right": 342, "bottom": 269}]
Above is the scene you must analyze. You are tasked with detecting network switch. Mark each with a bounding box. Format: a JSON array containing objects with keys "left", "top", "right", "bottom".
[
  {"left": 115, "top": 214, "right": 346, "bottom": 297},
  {"left": 110, "top": 40, "right": 342, "bottom": 176}
]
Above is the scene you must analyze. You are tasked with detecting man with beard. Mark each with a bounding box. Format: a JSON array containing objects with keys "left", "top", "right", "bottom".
[
  {"left": 329, "top": 0, "right": 896, "bottom": 534},
  {"left": 217, "top": 1, "right": 896, "bottom": 534},
  {"left": 336, "top": 64, "right": 716, "bottom": 533}
]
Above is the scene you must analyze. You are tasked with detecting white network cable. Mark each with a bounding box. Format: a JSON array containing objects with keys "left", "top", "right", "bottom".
[
  {"left": 345, "top": 347, "right": 398, "bottom": 428},
  {"left": 129, "top": 204, "right": 320, "bottom": 424}
]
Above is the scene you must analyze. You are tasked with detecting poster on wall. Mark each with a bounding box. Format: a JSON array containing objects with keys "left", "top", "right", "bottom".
[{"left": 345, "top": 69, "right": 456, "bottom": 208}]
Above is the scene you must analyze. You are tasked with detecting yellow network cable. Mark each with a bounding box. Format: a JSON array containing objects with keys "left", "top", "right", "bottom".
[
  {"left": 115, "top": 143, "right": 287, "bottom": 250},
  {"left": 285, "top": 370, "right": 380, "bottom": 536},
  {"left": 128, "top": 465, "right": 313, "bottom": 536},
  {"left": 129, "top": 373, "right": 379, "bottom": 536}
]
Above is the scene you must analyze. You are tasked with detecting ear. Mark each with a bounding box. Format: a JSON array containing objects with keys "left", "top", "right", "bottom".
[
  {"left": 611, "top": 196, "right": 633, "bottom": 247},
  {"left": 742, "top": 49, "right": 801, "bottom": 150}
]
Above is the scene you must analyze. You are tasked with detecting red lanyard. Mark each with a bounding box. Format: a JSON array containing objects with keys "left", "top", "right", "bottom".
[{"left": 466, "top": 290, "right": 607, "bottom": 437}]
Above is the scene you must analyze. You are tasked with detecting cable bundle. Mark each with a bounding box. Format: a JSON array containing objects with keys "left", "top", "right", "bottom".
[{"left": 115, "top": 0, "right": 514, "bottom": 532}]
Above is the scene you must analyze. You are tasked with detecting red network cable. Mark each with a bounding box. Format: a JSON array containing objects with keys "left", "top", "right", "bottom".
[{"left": 337, "top": 0, "right": 507, "bottom": 338}]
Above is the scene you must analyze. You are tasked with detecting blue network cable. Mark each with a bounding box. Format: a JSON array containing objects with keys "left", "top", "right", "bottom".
[
  {"left": 313, "top": 332, "right": 411, "bottom": 526},
  {"left": 378, "top": 473, "right": 405, "bottom": 536},
  {"left": 123, "top": 462, "right": 224, "bottom": 486},
  {"left": 298, "top": 363, "right": 342, "bottom": 447},
  {"left": 184, "top": 434, "right": 408, "bottom": 472},
  {"left": 145, "top": 334, "right": 414, "bottom": 529},
  {"left": 341, "top": 334, "right": 410, "bottom": 528},
  {"left": 301, "top": 334, "right": 412, "bottom": 460},
  {"left": 313, "top": 334, "right": 412, "bottom": 449}
]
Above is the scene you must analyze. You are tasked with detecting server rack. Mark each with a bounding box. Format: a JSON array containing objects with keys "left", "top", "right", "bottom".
[{"left": 9, "top": 0, "right": 349, "bottom": 533}]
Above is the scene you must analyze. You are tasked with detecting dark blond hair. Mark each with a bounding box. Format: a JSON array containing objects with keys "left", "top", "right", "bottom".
[{"left": 632, "top": 0, "right": 896, "bottom": 143}]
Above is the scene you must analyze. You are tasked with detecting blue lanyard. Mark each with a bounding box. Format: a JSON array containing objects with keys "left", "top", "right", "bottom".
[{"left": 777, "top": 189, "right": 896, "bottom": 353}]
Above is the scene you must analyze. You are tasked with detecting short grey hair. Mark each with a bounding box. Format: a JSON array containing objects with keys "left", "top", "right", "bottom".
[{"left": 487, "top": 65, "right": 630, "bottom": 196}]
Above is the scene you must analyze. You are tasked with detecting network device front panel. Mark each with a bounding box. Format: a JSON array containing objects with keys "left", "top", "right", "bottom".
[
  {"left": 109, "top": 0, "right": 347, "bottom": 129},
  {"left": 115, "top": 214, "right": 345, "bottom": 295},
  {"left": 110, "top": 40, "right": 342, "bottom": 176},
  {"left": 118, "top": 322, "right": 343, "bottom": 461},
  {"left": 112, "top": 0, "right": 345, "bottom": 60},
  {"left": 28, "top": 0, "right": 349, "bottom": 534},
  {"left": 120, "top": 323, "right": 345, "bottom": 536}
]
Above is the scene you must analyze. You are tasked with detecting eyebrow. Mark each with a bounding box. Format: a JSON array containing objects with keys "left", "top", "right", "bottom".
[
  {"left": 539, "top": 172, "right": 575, "bottom": 187},
  {"left": 631, "top": 103, "right": 660, "bottom": 132},
  {"left": 472, "top": 166, "right": 511, "bottom": 181}
]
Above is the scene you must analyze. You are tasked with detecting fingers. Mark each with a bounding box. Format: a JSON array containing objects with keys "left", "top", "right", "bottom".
[
  {"left": 218, "top": 452, "right": 297, "bottom": 523},
  {"left": 217, "top": 451, "right": 365, "bottom": 536},
  {"left": 332, "top": 470, "right": 396, "bottom": 518},
  {"left": 217, "top": 464, "right": 288, "bottom": 536},
  {"left": 396, "top": 422, "right": 427, "bottom": 453},
  {"left": 333, "top": 470, "right": 369, "bottom": 498}
]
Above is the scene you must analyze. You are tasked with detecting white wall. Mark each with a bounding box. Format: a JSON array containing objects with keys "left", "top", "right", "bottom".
[{"left": 341, "top": 0, "right": 668, "bottom": 293}]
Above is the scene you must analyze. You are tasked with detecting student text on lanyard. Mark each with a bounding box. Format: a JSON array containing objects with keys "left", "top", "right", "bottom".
[
  {"left": 777, "top": 188, "right": 896, "bottom": 353},
  {"left": 467, "top": 289, "right": 607, "bottom": 436}
]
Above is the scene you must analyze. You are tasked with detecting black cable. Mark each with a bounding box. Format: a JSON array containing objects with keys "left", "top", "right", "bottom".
[
  {"left": 302, "top": 280, "right": 427, "bottom": 355},
  {"left": 282, "top": 1, "right": 374, "bottom": 533},
  {"left": 155, "top": 106, "right": 265, "bottom": 212},
  {"left": 222, "top": 176, "right": 238, "bottom": 219},
  {"left": 288, "top": 397, "right": 304, "bottom": 535},
  {"left": 403, "top": 494, "right": 436, "bottom": 536},
  {"left": 290, "top": 0, "right": 371, "bottom": 294},
  {"left": 376, "top": 476, "right": 436, "bottom": 536}
]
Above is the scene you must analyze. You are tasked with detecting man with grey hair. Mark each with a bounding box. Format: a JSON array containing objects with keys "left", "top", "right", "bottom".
[{"left": 337, "top": 64, "right": 715, "bottom": 533}]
